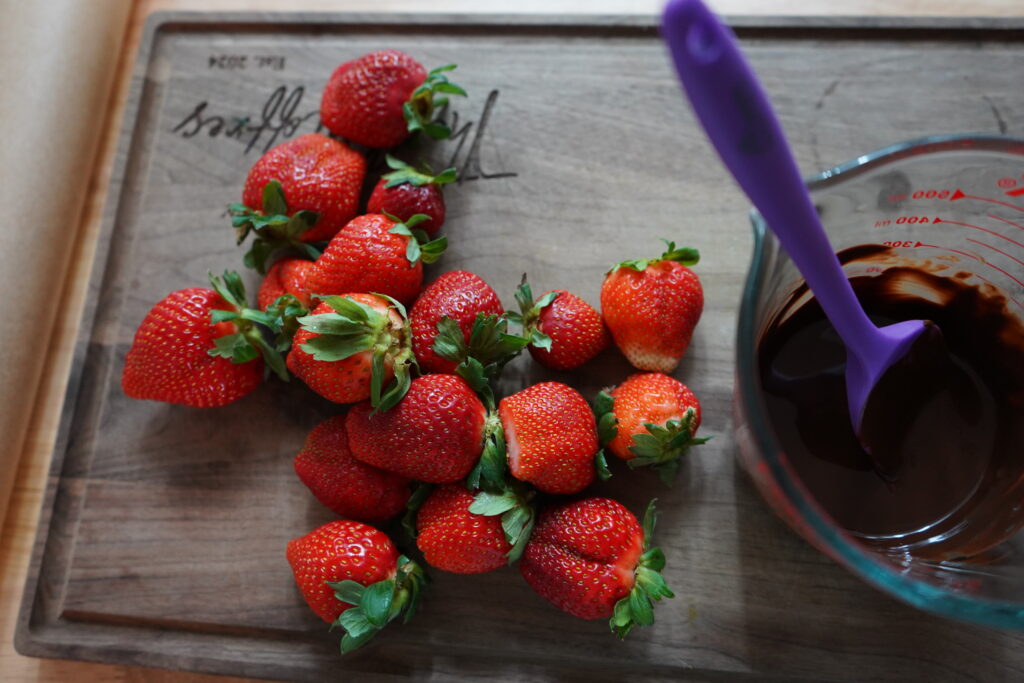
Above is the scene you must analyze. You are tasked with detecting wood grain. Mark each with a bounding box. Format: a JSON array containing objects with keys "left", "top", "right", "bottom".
[{"left": 4, "top": 3, "right": 1024, "bottom": 683}]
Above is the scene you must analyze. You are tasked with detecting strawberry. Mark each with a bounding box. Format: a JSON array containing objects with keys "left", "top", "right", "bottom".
[
  {"left": 287, "top": 293, "right": 414, "bottom": 410},
  {"left": 366, "top": 155, "right": 456, "bottom": 237},
  {"left": 294, "top": 415, "right": 411, "bottom": 522},
  {"left": 304, "top": 213, "right": 446, "bottom": 307},
  {"left": 499, "top": 382, "right": 601, "bottom": 495},
  {"left": 229, "top": 134, "right": 366, "bottom": 271},
  {"left": 596, "top": 373, "right": 710, "bottom": 485},
  {"left": 415, "top": 484, "right": 511, "bottom": 574},
  {"left": 346, "top": 374, "right": 486, "bottom": 483},
  {"left": 122, "top": 272, "right": 287, "bottom": 408},
  {"left": 257, "top": 257, "right": 313, "bottom": 310},
  {"left": 509, "top": 276, "right": 609, "bottom": 371},
  {"left": 409, "top": 270, "right": 505, "bottom": 374},
  {"left": 320, "top": 50, "right": 466, "bottom": 149},
  {"left": 286, "top": 520, "right": 426, "bottom": 652},
  {"left": 519, "top": 498, "right": 673, "bottom": 637},
  {"left": 600, "top": 240, "right": 704, "bottom": 373}
]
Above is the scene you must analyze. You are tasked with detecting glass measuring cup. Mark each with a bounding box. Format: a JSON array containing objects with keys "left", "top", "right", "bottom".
[{"left": 735, "top": 133, "right": 1024, "bottom": 628}]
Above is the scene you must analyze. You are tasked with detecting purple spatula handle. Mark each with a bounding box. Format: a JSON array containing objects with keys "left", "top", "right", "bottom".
[{"left": 661, "top": 0, "right": 879, "bottom": 354}]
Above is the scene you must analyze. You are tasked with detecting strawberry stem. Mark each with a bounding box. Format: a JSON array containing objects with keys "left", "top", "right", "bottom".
[
  {"left": 228, "top": 180, "right": 321, "bottom": 274},
  {"left": 626, "top": 408, "right": 712, "bottom": 486},
  {"left": 402, "top": 64, "right": 467, "bottom": 140},
  {"left": 328, "top": 555, "right": 427, "bottom": 653},
  {"left": 296, "top": 294, "right": 415, "bottom": 411},
  {"left": 508, "top": 274, "right": 557, "bottom": 351},
  {"left": 382, "top": 154, "right": 457, "bottom": 188},
  {"left": 608, "top": 500, "right": 674, "bottom": 639},
  {"left": 206, "top": 271, "right": 291, "bottom": 381},
  {"left": 608, "top": 240, "right": 700, "bottom": 274}
]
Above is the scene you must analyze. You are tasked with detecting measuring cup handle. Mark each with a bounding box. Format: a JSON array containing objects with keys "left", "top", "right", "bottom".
[{"left": 662, "top": 0, "right": 880, "bottom": 351}]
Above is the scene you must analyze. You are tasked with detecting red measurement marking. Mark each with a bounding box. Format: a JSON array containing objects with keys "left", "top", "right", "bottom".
[
  {"left": 918, "top": 242, "right": 1024, "bottom": 290},
  {"left": 966, "top": 238, "right": 1024, "bottom": 269},
  {"left": 936, "top": 218, "right": 1024, "bottom": 252},
  {"left": 998, "top": 177, "right": 1018, "bottom": 189},
  {"left": 1006, "top": 187, "right": 1024, "bottom": 197},
  {"left": 950, "top": 188, "right": 1024, "bottom": 213},
  {"left": 991, "top": 215, "right": 1024, "bottom": 232}
]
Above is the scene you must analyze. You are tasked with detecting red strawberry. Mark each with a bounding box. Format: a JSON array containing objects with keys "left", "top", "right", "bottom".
[
  {"left": 415, "top": 484, "right": 511, "bottom": 574},
  {"left": 304, "top": 213, "right": 446, "bottom": 306},
  {"left": 229, "top": 134, "right": 366, "bottom": 271},
  {"left": 600, "top": 240, "right": 704, "bottom": 373},
  {"left": 409, "top": 270, "right": 504, "bottom": 374},
  {"left": 367, "top": 156, "right": 456, "bottom": 237},
  {"left": 294, "top": 415, "right": 411, "bottom": 522},
  {"left": 346, "top": 374, "right": 486, "bottom": 483},
  {"left": 596, "top": 373, "right": 709, "bottom": 485},
  {"left": 287, "top": 293, "right": 414, "bottom": 409},
  {"left": 511, "top": 276, "right": 609, "bottom": 371},
  {"left": 286, "top": 520, "right": 426, "bottom": 652},
  {"left": 320, "top": 50, "right": 466, "bottom": 149},
  {"left": 122, "top": 272, "right": 287, "bottom": 407},
  {"left": 257, "top": 257, "right": 314, "bottom": 310},
  {"left": 519, "top": 498, "right": 673, "bottom": 637},
  {"left": 499, "top": 382, "right": 599, "bottom": 494}
]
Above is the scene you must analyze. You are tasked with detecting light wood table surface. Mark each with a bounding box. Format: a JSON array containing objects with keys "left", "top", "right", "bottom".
[{"left": 2, "top": 1, "right": 1022, "bottom": 681}]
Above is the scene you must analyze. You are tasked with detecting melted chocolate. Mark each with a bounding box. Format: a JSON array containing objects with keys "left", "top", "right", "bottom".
[{"left": 758, "top": 247, "right": 1024, "bottom": 560}]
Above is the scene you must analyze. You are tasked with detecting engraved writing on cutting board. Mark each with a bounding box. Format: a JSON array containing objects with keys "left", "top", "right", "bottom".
[
  {"left": 171, "top": 85, "right": 517, "bottom": 182},
  {"left": 208, "top": 54, "right": 286, "bottom": 71}
]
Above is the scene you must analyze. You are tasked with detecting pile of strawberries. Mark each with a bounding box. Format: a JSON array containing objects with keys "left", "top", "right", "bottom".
[{"left": 121, "top": 49, "right": 708, "bottom": 654}]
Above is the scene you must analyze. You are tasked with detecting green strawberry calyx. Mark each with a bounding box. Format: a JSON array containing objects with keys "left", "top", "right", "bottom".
[
  {"left": 609, "top": 499, "right": 675, "bottom": 639},
  {"left": 608, "top": 239, "right": 700, "bottom": 274},
  {"left": 327, "top": 554, "right": 428, "bottom": 654},
  {"left": 386, "top": 213, "right": 448, "bottom": 266},
  {"left": 227, "top": 179, "right": 322, "bottom": 274},
  {"left": 463, "top": 412, "right": 537, "bottom": 564},
  {"left": 403, "top": 64, "right": 467, "bottom": 141},
  {"left": 628, "top": 408, "right": 711, "bottom": 486},
  {"left": 206, "top": 270, "right": 294, "bottom": 382},
  {"left": 591, "top": 390, "right": 618, "bottom": 482},
  {"left": 295, "top": 294, "right": 415, "bottom": 412},
  {"left": 467, "top": 471, "right": 537, "bottom": 564},
  {"left": 432, "top": 313, "right": 530, "bottom": 410},
  {"left": 505, "top": 274, "right": 559, "bottom": 353},
  {"left": 401, "top": 482, "right": 435, "bottom": 541},
  {"left": 382, "top": 154, "right": 458, "bottom": 189}
]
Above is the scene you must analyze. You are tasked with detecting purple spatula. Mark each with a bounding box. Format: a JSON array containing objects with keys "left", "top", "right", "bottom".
[{"left": 660, "top": 0, "right": 932, "bottom": 458}]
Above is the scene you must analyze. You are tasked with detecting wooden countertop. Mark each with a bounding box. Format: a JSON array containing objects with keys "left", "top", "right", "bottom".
[{"left": 3, "top": 1, "right": 1023, "bottom": 681}]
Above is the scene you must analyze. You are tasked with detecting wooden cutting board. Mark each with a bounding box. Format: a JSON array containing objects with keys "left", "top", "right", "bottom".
[{"left": 16, "top": 12, "right": 1024, "bottom": 681}]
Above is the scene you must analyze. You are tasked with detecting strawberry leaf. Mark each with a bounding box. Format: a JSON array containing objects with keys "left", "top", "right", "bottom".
[
  {"left": 467, "top": 415, "right": 507, "bottom": 489},
  {"left": 433, "top": 316, "right": 469, "bottom": 363},
  {"left": 594, "top": 391, "right": 619, "bottom": 445},
  {"left": 529, "top": 329, "right": 553, "bottom": 352},
  {"left": 401, "top": 483, "right": 434, "bottom": 540},
  {"left": 381, "top": 157, "right": 458, "bottom": 189},
  {"left": 227, "top": 180, "right": 320, "bottom": 274},
  {"left": 403, "top": 64, "right": 467, "bottom": 140},
  {"left": 375, "top": 360, "right": 412, "bottom": 413},
  {"left": 331, "top": 556, "right": 427, "bottom": 653},
  {"left": 469, "top": 491, "right": 518, "bottom": 516},
  {"left": 418, "top": 235, "right": 447, "bottom": 264},
  {"left": 659, "top": 239, "right": 700, "bottom": 265},
  {"left": 211, "top": 309, "right": 239, "bottom": 324},
  {"left": 360, "top": 580, "right": 395, "bottom": 627},
  {"left": 625, "top": 409, "right": 711, "bottom": 484},
  {"left": 328, "top": 579, "right": 366, "bottom": 607},
  {"left": 262, "top": 179, "right": 288, "bottom": 216},
  {"left": 595, "top": 450, "right": 612, "bottom": 481}
]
